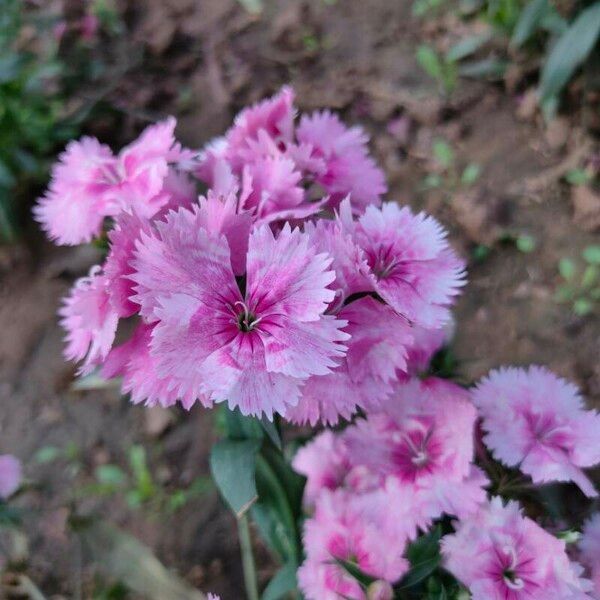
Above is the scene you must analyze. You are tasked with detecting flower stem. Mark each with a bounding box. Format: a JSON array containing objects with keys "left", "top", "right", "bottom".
[{"left": 238, "top": 513, "right": 259, "bottom": 600}]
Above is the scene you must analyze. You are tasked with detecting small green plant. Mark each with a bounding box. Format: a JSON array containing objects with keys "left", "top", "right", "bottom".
[
  {"left": 554, "top": 245, "right": 600, "bottom": 316},
  {"left": 422, "top": 138, "right": 482, "bottom": 193},
  {"left": 35, "top": 442, "right": 211, "bottom": 514},
  {"left": 511, "top": 0, "right": 600, "bottom": 114}
]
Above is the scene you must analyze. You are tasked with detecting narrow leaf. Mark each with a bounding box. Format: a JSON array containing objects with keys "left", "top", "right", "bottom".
[
  {"left": 446, "top": 33, "right": 491, "bottom": 62},
  {"left": 75, "top": 518, "right": 207, "bottom": 599},
  {"left": 539, "top": 3, "right": 600, "bottom": 102},
  {"left": 210, "top": 439, "right": 261, "bottom": 517},
  {"left": 262, "top": 561, "right": 298, "bottom": 600},
  {"left": 511, "top": 0, "right": 548, "bottom": 47}
]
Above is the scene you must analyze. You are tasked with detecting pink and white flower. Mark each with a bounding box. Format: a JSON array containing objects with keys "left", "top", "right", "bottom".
[
  {"left": 35, "top": 118, "right": 186, "bottom": 245},
  {"left": 132, "top": 210, "right": 348, "bottom": 417},
  {"left": 298, "top": 489, "right": 410, "bottom": 600},
  {"left": 344, "top": 378, "right": 488, "bottom": 525},
  {"left": 579, "top": 514, "right": 600, "bottom": 598},
  {"left": 472, "top": 366, "right": 600, "bottom": 497},
  {"left": 342, "top": 201, "right": 465, "bottom": 329},
  {"left": 296, "top": 110, "right": 387, "bottom": 212},
  {"left": 442, "top": 497, "right": 593, "bottom": 600}
]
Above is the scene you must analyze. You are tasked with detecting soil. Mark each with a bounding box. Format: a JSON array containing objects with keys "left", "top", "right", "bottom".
[{"left": 1, "top": 0, "right": 598, "bottom": 598}]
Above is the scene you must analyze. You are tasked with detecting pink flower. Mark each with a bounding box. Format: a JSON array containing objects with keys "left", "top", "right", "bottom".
[
  {"left": 207, "top": 594, "right": 221, "bottom": 600},
  {"left": 60, "top": 267, "right": 119, "bottom": 375},
  {"left": 225, "top": 86, "right": 296, "bottom": 171},
  {"left": 296, "top": 110, "right": 387, "bottom": 212},
  {"left": 293, "top": 430, "right": 351, "bottom": 507},
  {"left": 0, "top": 455, "right": 22, "bottom": 499},
  {"left": 472, "top": 366, "right": 600, "bottom": 497},
  {"left": 298, "top": 490, "right": 410, "bottom": 600},
  {"left": 344, "top": 378, "right": 488, "bottom": 525},
  {"left": 34, "top": 137, "right": 116, "bottom": 244},
  {"left": 442, "top": 497, "right": 593, "bottom": 600},
  {"left": 579, "top": 514, "right": 600, "bottom": 598},
  {"left": 342, "top": 200, "right": 465, "bottom": 329},
  {"left": 286, "top": 296, "right": 412, "bottom": 425},
  {"left": 132, "top": 211, "right": 348, "bottom": 418},
  {"left": 35, "top": 118, "right": 184, "bottom": 245}
]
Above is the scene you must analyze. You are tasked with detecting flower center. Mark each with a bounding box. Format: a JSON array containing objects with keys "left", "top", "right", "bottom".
[
  {"left": 235, "top": 301, "right": 261, "bottom": 332},
  {"left": 503, "top": 569, "right": 525, "bottom": 590}
]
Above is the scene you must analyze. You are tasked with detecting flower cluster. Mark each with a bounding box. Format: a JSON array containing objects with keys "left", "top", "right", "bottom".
[
  {"left": 294, "top": 367, "right": 600, "bottom": 599},
  {"left": 35, "top": 87, "right": 464, "bottom": 421},
  {"left": 36, "top": 88, "right": 600, "bottom": 600},
  {"left": 293, "top": 377, "right": 488, "bottom": 599}
]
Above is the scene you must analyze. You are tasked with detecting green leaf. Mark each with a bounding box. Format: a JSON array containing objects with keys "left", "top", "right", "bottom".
[
  {"left": 260, "top": 417, "right": 282, "bottom": 450},
  {"left": 583, "top": 245, "right": 600, "bottom": 265},
  {"left": 558, "top": 257, "right": 576, "bottom": 281},
  {"left": 554, "top": 284, "right": 575, "bottom": 303},
  {"left": 511, "top": 0, "right": 548, "bottom": 47},
  {"left": 539, "top": 3, "right": 600, "bottom": 103},
  {"left": 334, "top": 558, "right": 377, "bottom": 588},
  {"left": 0, "top": 159, "right": 16, "bottom": 188},
  {"left": 472, "top": 244, "right": 491, "bottom": 263},
  {"left": 252, "top": 449, "right": 303, "bottom": 563},
  {"left": 433, "top": 139, "right": 454, "bottom": 169},
  {"left": 516, "top": 234, "right": 536, "bottom": 253},
  {"left": 446, "top": 33, "right": 491, "bottom": 62},
  {"left": 34, "top": 445, "right": 61, "bottom": 464},
  {"left": 398, "top": 525, "right": 442, "bottom": 590},
  {"left": 262, "top": 561, "right": 297, "bottom": 600},
  {"left": 565, "top": 168, "right": 592, "bottom": 186},
  {"left": 128, "top": 445, "right": 155, "bottom": 501},
  {"left": 74, "top": 518, "right": 206, "bottom": 600},
  {"left": 573, "top": 297, "right": 594, "bottom": 316},
  {"left": 461, "top": 163, "right": 481, "bottom": 186},
  {"left": 581, "top": 265, "right": 598, "bottom": 289},
  {"left": 210, "top": 439, "right": 261, "bottom": 517},
  {"left": 458, "top": 57, "right": 507, "bottom": 79},
  {"left": 95, "top": 464, "right": 127, "bottom": 486},
  {"left": 417, "top": 45, "right": 444, "bottom": 81}
]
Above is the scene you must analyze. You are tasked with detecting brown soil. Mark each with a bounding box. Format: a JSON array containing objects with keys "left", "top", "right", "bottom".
[{"left": 1, "top": 0, "right": 598, "bottom": 597}]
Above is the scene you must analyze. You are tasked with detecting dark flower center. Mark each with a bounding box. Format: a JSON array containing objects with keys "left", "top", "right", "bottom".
[{"left": 235, "top": 301, "right": 261, "bottom": 332}]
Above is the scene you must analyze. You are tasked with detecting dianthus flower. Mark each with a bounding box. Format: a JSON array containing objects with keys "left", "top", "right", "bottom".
[
  {"left": 442, "top": 497, "right": 593, "bottom": 600},
  {"left": 296, "top": 110, "right": 387, "bottom": 212},
  {"left": 297, "top": 489, "right": 410, "bottom": 600},
  {"left": 472, "top": 366, "right": 600, "bottom": 497},
  {"left": 579, "top": 514, "right": 600, "bottom": 598},
  {"left": 34, "top": 118, "right": 188, "bottom": 244},
  {"left": 131, "top": 209, "right": 348, "bottom": 418},
  {"left": 286, "top": 296, "right": 412, "bottom": 425},
  {"left": 337, "top": 200, "right": 465, "bottom": 329},
  {"left": 343, "top": 377, "right": 488, "bottom": 525},
  {"left": 0, "top": 455, "right": 22, "bottom": 499},
  {"left": 292, "top": 430, "right": 351, "bottom": 508},
  {"left": 197, "top": 87, "right": 386, "bottom": 221}
]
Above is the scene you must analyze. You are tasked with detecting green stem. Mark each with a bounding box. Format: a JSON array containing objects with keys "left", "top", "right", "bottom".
[{"left": 238, "top": 513, "right": 260, "bottom": 600}]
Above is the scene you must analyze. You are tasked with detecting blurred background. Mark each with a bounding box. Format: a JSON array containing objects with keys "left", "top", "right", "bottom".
[{"left": 0, "top": 0, "right": 599, "bottom": 597}]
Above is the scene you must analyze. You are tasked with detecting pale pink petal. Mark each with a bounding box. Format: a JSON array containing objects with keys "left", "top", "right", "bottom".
[
  {"left": 246, "top": 224, "right": 335, "bottom": 322},
  {"left": 59, "top": 268, "right": 119, "bottom": 374},
  {"left": 261, "top": 314, "right": 349, "bottom": 378},
  {"left": 131, "top": 206, "right": 240, "bottom": 320}
]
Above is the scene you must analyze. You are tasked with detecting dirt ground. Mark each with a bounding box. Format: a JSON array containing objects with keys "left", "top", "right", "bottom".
[{"left": 1, "top": 0, "right": 598, "bottom": 597}]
